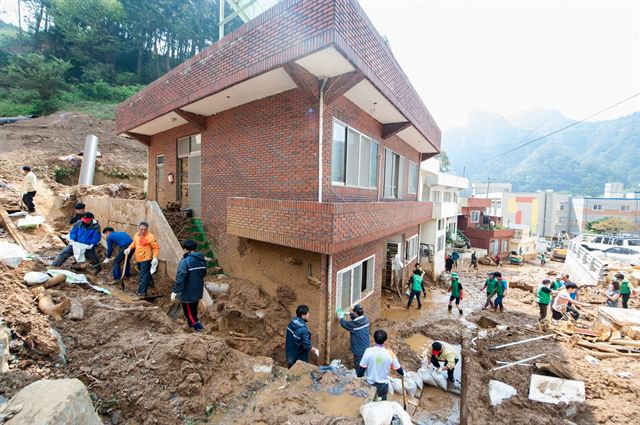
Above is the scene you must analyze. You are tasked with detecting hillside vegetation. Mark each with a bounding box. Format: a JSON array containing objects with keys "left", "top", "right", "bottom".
[
  {"left": 444, "top": 109, "right": 640, "bottom": 196},
  {"left": 0, "top": 0, "right": 243, "bottom": 118}
]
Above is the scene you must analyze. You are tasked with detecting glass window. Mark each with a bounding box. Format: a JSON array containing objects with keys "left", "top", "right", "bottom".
[
  {"left": 331, "top": 122, "right": 347, "bottom": 183},
  {"left": 471, "top": 211, "right": 481, "bottom": 223},
  {"left": 336, "top": 256, "right": 376, "bottom": 312},
  {"left": 190, "top": 134, "right": 201, "bottom": 152},
  {"left": 156, "top": 155, "right": 164, "bottom": 166},
  {"left": 346, "top": 128, "right": 360, "bottom": 186},
  {"left": 369, "top": 142, "right": 378, "bottom": 187},
  {"left": 628, "top": 239, "right": 640, "bottom": 247},
  {"left": 177, "top": 137, "right": 190, "bottom": 157},
  {"left": 358, "top": 136, "right": 371, "bottom": 187},
  {"left": 408, "top": 161, "right": 418, "bottom": 194},
  {"left": 406, "top": 235, "right": 418, "bottom": 261},
  {"left": 621, "top": 205, "right": 630, "bottom": 211},
  {"left": 384, "top": 149, "right": 403, "bottom": 199}
]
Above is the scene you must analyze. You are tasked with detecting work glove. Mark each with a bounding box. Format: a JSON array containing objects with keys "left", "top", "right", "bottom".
[
  {"left": 311, "top": 347, "right": 320, "bottom": 357},
  {"left": 170, "top": 292, "right": 177, "bottom": 303},
  {"left": 102, "top": 257, "right": 111, "bottom": 264},
  {"left": 151, "top": 257, "right": 158, "bottom": 268},
  {"left": 124, "top": 248, "right": 131, "bottom": 256},
  {"left": 87, "top": 244, "right": 93, "bottom": 249}
]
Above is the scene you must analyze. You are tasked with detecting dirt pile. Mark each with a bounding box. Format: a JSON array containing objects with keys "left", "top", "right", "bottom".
[{"left": 0, "top": 112, "right": 146, "bottom": 184}]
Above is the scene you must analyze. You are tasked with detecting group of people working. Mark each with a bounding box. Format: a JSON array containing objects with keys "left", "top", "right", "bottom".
[
  {"left": 285, "top": 303, "right": 459, "bottom": 401},
  {"left": 481, "top": 271, "right": 508, "bottom": 312}
]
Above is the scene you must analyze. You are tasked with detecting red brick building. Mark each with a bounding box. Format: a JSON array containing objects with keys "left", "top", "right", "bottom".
[
  {"left": 458, "top": 198, "right": 514, "bottom": 257},
  {"left": 116, "top": 0, "right": 440, "bottom": 361}
]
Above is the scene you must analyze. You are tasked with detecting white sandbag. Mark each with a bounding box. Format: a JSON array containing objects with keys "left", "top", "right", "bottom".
[
  {"left": 47, "top": 269, "right": 89, "bottom": 284},
  {"left": 403, "top": 377, "right": 417, "bottom": 398},
  {"left": 489, "top": 380, "right": 517, "bottom": 406},
  {"left": 0, "top": 241, "right": 27, "bottom": 268},
  {"left": 359, "top": 401, "right": 413, "bottom": 425},
  {"left": 405, "top": 371, "right": 423, "bottom": 390},
  {"left": 16, "top": 215, "right": 45, "bottom": 229},
  {"left": 430, "top": 366, "right": 449, "bottom": 390},
  {"left": 69, "top": 241, "right": 92, "bottom": 263},
  {"left": 419, "top": 367, "right": 438, "bottom": 388},
  {"left": 24, "top": 272, "right": 49, "bottom": 285},
  {"left": 390, "top": 377, "right": 403, "bottom": 394}
]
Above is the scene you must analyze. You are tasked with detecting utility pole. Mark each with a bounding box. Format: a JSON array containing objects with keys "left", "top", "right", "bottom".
[
  {"left": 219, "top": 0, "right": 225, "bottom": 40},
  {"left": 485, "top": 177, "right": 493, "bottom": 199}
]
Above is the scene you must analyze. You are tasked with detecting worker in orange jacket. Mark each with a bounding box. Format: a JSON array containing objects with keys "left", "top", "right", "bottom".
[{"left": 124, "top": 221, "right": 160, "bottom": 298}]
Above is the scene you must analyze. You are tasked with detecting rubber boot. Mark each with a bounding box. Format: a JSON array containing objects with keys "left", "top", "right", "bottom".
[{"left": 447, "top": 305, "right": 452, "bottom": 312}]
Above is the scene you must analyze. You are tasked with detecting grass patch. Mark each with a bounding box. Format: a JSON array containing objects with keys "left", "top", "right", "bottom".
[{"left": 60, "top": 99, "right": 117, "bottom": 120}]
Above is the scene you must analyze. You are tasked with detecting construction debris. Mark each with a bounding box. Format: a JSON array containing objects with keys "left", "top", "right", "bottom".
[
  {"left": 31, "top": 287, "right": 71, "bottom": 321},
  {"left": 528, "top": 375, "right": 586, "bottom": 405},
  {"left": 489, "top": 380, "right": 517, "bottom": 406},
  {"left": 488, "top": 334, "right": 554, "bottom": 350}
]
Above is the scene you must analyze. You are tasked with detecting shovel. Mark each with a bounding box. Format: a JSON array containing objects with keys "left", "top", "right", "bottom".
[
  {"left": 120, "top": 250, "right": 130, "bottom": 291},
  {"left": 401, "top": 376, "right": 407, "bottom": 410},
  {"left": 167, "top": 300, "right": 181, "bottom": 319}
]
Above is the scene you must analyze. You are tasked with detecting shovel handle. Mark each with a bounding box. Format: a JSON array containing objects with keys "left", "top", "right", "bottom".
[
  {"left": 401, "top": 376, "right": 406, "bottom": 410},
  {"left": 121, "top": 250, "right": 130, "bottom": 291}
]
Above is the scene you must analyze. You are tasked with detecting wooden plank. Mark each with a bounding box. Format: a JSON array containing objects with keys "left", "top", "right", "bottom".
[{"left": 0, "top": 210, "right": 29, "bottom": 250}]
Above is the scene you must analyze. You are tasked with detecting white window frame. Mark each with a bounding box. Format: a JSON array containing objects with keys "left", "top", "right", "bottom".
[
  {"left": 471, "top": 210, "right": 481, "bottom": 223},
  {"left": 436, "top": 235, "right": 445, "bottom": 252},
  {"left": 384, "top": 148, "right": 404, "bottom": 199},
  {"left": 405, "top": 234, "right": 418, "bottom": 262},
  {"left": 335, "top": 255, "right": 376, "bottom": 311},
  {"left": 408, "top": 161, "right": 418, "bottom": 194},
  {"left": 437, "top": 219, "right": 444, "bottom": 230},
  {"left": 621, "top": 205, "right": 630, "bottom": 211},
  {"left": 593, "top": 204, "right": 603, "bottom": 211},
  {"left": 156, "top": 155, "right": 165, "bottom": 166},
  {"left": 331, "top": 119, "right": 378, "bottom": 190}
]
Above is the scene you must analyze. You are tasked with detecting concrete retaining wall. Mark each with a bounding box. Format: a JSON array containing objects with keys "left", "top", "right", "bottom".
[{"left": 83, "top": 198, "right": 183, "bottom": 277}]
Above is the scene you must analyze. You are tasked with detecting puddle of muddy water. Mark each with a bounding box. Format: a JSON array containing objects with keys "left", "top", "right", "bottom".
[
  {"left": 405, "top": 333, "right": 430, "bottom": 357},
  {"left": 317, "top": 392, "right": 364, "bottom": 417}
]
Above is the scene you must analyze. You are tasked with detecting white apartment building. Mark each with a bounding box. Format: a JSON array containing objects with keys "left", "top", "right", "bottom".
[{"left": 419, "top": 158, "right": 469, "bottom": 275}]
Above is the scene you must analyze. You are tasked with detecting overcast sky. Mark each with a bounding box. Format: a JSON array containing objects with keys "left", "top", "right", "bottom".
[{"left": 2, "top": 0, "right": 639, "bottom": 129}]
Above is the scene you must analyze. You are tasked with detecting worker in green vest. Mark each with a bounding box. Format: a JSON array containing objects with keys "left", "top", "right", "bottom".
[
  {"left": 481, "top": 272, "right": 498, "bottom": 310},
  {"left": 617, "top": 273, "right": 633, "bottom": 309},
  {"left": 406, "top": 269, "right": 426, "bottom": 309},
  {"left": 448, "top": 272, "right": 463, "bottom": 314},
  {"left": 537, "top": 279, "right": 554, "bottom": 321},
  {"left": 493, "top": 272, "right": 507, "bottom": 312}
]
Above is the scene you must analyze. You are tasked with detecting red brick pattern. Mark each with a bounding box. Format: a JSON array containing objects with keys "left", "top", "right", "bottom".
[
  {"left": 115, "top": 0, "right": 440, "bottom": 150},
  {"left": 227, "top": 197, "right": 432, "bottom": 254}
]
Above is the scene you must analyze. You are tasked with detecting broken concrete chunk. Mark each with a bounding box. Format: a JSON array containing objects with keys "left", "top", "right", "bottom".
[
  {"left": 489, "top": 380, "right": 517, "bottom": 406},
  {"left": 359, "top": 401, "right": 412, "bottom": 425},
  {"left": 5, "top": 378, "right": 101, "bottom": 425},
  {"left": 528, "top": 375, "right": 585, "bottom": 405},
  {"left": 66, "top": 301, "right": 85, "bottom": 321}
]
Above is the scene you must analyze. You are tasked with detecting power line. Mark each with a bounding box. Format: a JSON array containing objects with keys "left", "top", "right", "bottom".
[{"left": 454, "top": 91, "right": 640, "bottom": 171}]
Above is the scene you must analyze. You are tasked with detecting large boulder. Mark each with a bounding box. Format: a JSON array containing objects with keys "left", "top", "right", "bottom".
[{"left": 4, "top": 378, "right": 101, "bottom": 425}]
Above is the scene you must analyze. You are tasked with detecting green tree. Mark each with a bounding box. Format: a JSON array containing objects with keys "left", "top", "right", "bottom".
[
  {"left": 586, "top": 217, "right": 634, "bottom": 234},
  {"left": 0, "top": 53, "right": 71, "bottom": 113}
]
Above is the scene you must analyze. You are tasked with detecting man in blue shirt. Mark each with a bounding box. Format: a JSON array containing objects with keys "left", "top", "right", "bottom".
[
  {"left": 52, "top": 212, "right": 102, "bottom": 273},
  {"left": 171, "top": 239, "right": 207, "bottom": 332},
  {"left": 285, "top": 305, "right": 319, "bottom": 368},
  {"left": 339, "top": 304, "right": 370, "bottom": 368},
  {"left": 102, "top": 227, "right": 134, "bottom": 281}
]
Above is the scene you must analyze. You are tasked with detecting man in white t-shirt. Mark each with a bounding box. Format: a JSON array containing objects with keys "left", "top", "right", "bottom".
[
  {"left": 357, "top": 329, "right": 404, "bottom": 401},
  {"left": 551, "top": 282, "right": 587, "bottom": 321}
]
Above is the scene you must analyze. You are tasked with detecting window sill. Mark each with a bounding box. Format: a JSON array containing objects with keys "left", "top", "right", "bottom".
[
  {"left": 332, "top": 182, "right": 377, "bottom": 191},
  {"left": 405, "top": 255, "right": 417, "bottom": 263},
  {"left": 337, "top": 289, "right": 375, "bottom": 318}
]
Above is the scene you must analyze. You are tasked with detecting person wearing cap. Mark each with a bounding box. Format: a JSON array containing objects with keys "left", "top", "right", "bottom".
[
  {"left": 51, "top": 212, "right": 101, "bottom": 272},
  {"left": 124, "top": 221, "right": 160, "bottom": 298},
  {"left": 357, "top": 329, "right": 404, "bottom": 401},
  {"left": 430, "top": 341, "right": 458, "bottom": 384},
  {"left": 481, "top": 272, "right": 498, "bottom": 310},
  {"left": 171, "top": 239, "right": 207, "bottom": 332},
  {"left": 448, "top": 272, "right": 463, "bottom": 314},
  {"left": 406, "top": 268, "right": 426, "bottom": 309},
  {"left": 493, "top": 272, "right": 508, "bottom": 312},
  {"left": 101, "top": 227, "right": 134, "bottom": 281},
  {"left": 20, "top": 165, "right": 37, "bottom": 213},
  {"left": 339, "top": 303, "right": 370, "bottom": 367},
  {"left": 69, "top": 203, "right": 86, "bottom": 225},
  {"left": 616, "top": 273, "right": 634, "bottom": 309}
]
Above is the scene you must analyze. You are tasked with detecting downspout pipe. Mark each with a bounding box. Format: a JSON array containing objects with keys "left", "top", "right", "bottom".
[
  {"left": 326, "top": 254, "right": 333, "bottom": 362},
  {"left": 78, "top": 135, "right": 99, "bottom": 185},
  {"left": 318, "top": 78, "right": 327, "bottom": 203}
]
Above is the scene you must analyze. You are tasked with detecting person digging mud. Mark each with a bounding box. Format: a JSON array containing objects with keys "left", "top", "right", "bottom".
[
  {"left": 339, "top": 303, "right": 370, "bottom": 367},
  {"left": 170, "top": 239, "right": 206, "bottom": 332},
  {"left": 357, "top": 329, "right": 404, "bottom": 401},
  {"left": 69, "top": 202, "right": 86, "bottom": 225},
  {"left": 51, "top": 212, "right": 101, "bottom": 273},
  {"left": 285, "top": 305, "right": 319, "bottom": 368},
  {"left": 430, "top": 341, "right": 458, "bottom": 385},
  {"left": 124, "top": 221, "right": 159, "bottom": 299},
  {"left": 551, "top": 283, "right": 588, "bottom": 322},
  {"left": 447, "top": 272, "right": 463, "bottom": 314},
  {"left": 20, "top": 165, "right": 37, "bottom": 213},
  {"left": 406, "top": 268, "right": 426, "bottom": 309},
  {"left": 481, "top": 272, "right": 498, "bottom": 310},
  {"left": 102, "top": 227, "right": 134, "bottom": 282}
]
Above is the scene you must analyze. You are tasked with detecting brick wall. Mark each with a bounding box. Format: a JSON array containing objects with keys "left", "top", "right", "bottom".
[
  {"left": 116, "top": 0, "right": 440, "bottom": 149},
  {"left": 323, "top": 96, "right": 421, "bottom": 203}
]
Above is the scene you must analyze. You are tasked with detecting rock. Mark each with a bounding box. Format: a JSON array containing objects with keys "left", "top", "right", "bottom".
[
  {"left": 489, "top": 380, "right": 517, "bottom": 406},
  {"left": 0, "top": 321, "right": 10, "bottom": 373},
  {"left": 66, "top": 301, "right": 84, "bottom": 321},
  {"left": 5, "top": 378, "right": 101, "bottom": 425}
]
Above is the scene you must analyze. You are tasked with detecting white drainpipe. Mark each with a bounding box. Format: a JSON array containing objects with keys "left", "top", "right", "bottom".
[
  {"left": 318, "top": 78, "right": 327, "bottom": 203},
  {"left": 326, "top": 254, "right": 333, "bottom": 362}
]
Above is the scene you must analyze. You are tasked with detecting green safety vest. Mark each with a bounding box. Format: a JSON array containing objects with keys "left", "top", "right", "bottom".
[
  {"left": 485, "top": 278, "right": 497, "bottom": 295},
  {"left": 537, "top": 285, "right": 551, "bottom": 304},
  {"left": 552, "top": 280, "right": 563, "bottom": 290},
  {"left": 620, "top": 280, "right": 631, "bottom": 295},
  {"left": 496, "top": 279, "right": 506, "bottom": 296},
  {"left": 451, "top": 278, "right": 461, "bottom": 297},
  {"left": 411, "top": 275, "right": 424, "bottom": 292}
]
